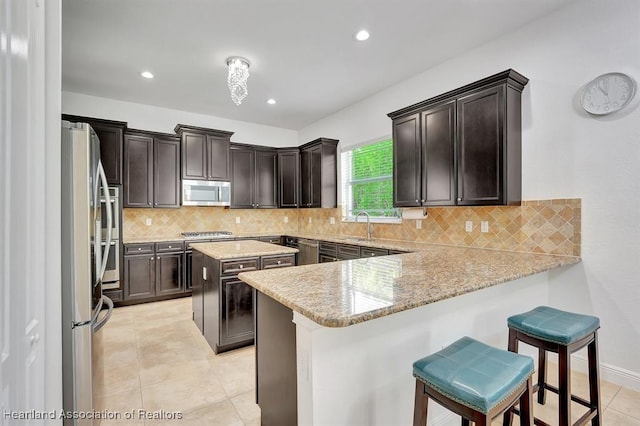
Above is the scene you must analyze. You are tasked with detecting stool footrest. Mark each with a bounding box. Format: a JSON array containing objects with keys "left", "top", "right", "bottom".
[{"left": 532, "top": 383, "right": 594, "bottom": 409}]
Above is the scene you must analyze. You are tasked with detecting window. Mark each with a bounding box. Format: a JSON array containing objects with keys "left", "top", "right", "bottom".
[{"left": 341, "top": 138, "right": 401, "bottom": 222}]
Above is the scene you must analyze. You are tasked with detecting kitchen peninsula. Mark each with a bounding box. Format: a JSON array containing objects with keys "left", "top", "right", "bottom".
[{"left": 238, "top": 242, "right": 580, "bottom": 426}]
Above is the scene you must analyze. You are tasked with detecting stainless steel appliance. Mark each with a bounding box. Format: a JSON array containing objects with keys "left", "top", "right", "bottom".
[
  {"left": 100, "top": 187, "right": 120, "bottom": 240},
  {"left": 182, "top": 179, "right": 231, "bottom": 206},
  {"left": 298, "top": 239, "right": 319, "bottom": 265},
  {"left": 61, "top": 121, "right": 114, "bottom": 424},
  {"left": 101, "top": 187, "right": 120, "bottom": 289}
]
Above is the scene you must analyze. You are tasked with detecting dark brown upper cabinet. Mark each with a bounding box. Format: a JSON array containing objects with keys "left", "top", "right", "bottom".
[
  {"left": 299, "top": 138, "right": 338, "bottom": 208},
  {"left": 230, "top": 144, "right": 277, "bottom": 209},
  {"left": 62, "top": 115, "right": 127, "bottom": 185},
  {"left": 388, "top": 69, "right": 528, "bottom": 207},
  {"left": 277, "top": 149, "right": 300, "bottom": 208},
  {"left": 174, "top": 124, "right": 233, "bottom": 181},
  {"left": 123, "top": 130, "right": 180, "bottom": 208}
]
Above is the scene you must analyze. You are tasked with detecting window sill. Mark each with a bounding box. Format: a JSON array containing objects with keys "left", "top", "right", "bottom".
[{"left": 342, "top": 217, "right": 402, "bottom": 225}]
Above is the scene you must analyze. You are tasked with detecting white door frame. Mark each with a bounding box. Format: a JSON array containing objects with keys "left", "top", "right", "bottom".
[{"left": 0, "top": 0, "right": 61, "bottom": 423}]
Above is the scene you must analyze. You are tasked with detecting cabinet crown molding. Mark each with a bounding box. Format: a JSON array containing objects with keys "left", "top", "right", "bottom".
[
  {"left": 174, "top": 123, "right": 234, "bottom": 139},
  {"left": 387, "top": 69, "right": 529, "bottom": 120}
]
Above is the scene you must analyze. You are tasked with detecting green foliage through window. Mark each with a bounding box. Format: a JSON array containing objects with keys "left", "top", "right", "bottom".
[{"left": 341, "top": 139, "right": 401, "bottom": 220}]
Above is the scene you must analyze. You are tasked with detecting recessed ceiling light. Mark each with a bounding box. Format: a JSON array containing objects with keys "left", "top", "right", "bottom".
[
  {"left": 266, "top": 99, "right": 277, "bottom": 105},
  {"left": 355, "top": 30, "right": 370, "bottom": 41},
  {"left": 140, "top": 71, "right": 154, "bottom": 79}
]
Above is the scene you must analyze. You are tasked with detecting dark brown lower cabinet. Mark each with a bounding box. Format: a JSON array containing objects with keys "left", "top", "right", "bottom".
[
  {"left": 191, "top": 251, "right": 205, "bottom": 334},
  {"left": 256, "top": 291, "right": 297, "bottom": 426},
  {"left": 220, "top": 277, "right": 255, "bottom": 348},
  {"left": 124, "top": 254, "right": 155, "bottom": 300},
  {"left": 155, "top": 252, "right": 183, "bottom": 296},
  {"left": 123, "top": 242, "right": 185, "bottom": 303},
  {"left": 197, "top": 253, "right": 296, "bottom": 354}
]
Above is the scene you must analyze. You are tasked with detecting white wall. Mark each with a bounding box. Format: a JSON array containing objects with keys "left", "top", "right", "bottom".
[
  {"left": 62, "top": 91, "right": 298, "bottom": 147},
  {"left": 299, "top": 0, "right": 640, "bottom": 377}
]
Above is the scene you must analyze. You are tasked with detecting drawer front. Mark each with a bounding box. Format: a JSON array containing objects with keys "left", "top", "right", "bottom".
[
  {"left": 360, "top": 247, "right": 389, "bottom": 258},
  {"left": 337, "top": 244, "right": 360, "bottom": 258},
  {"left": 319, "top": 254, "right": 339, "bottom": 263},
  {"left": 259, "top": 236, "right": 283, "bottom": 245},
  {"left": 261, "top": 254, "right": 295, "bottom": 270},
  {"left": 221, "top": 258, "right": 259, "bottom": 275},
  {"left": 156, "top": 241, "right": 184, "bottom": 252},
  {"left": 319, "top": 241, "right": 337, "bottom": 256},
  {"left": 124, "top": 243, "right": 154, "bottom": 255}
]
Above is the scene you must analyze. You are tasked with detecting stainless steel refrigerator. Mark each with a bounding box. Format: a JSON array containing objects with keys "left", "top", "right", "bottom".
[{"left": 61, "top": 121, "right": 114, "bottom": 424}]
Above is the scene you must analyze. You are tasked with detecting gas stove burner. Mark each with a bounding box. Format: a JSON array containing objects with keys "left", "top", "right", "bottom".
[{"left": 181, "top": 231, "right": 234, "bottom": 239}]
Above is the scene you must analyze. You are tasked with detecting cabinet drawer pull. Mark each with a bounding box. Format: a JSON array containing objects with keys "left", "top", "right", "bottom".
[
  {"left": 138, "top": 248, "right": 142, "bottom": 251},
  {"left": 370, "top": 253, "right": 375, "bottom": 257},
  {"left": 239, "top": 264, "right": 244, "bottom": 269},
  {"left": 277, "top": 260, "right": 282, "bottom": 265}
]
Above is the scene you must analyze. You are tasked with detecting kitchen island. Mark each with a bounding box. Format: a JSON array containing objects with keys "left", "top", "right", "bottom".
[
  {"left": 190, "top": 240, "right": 298, "bottom": 353},
  {"left": 238, "top": 243, "right": 580, "bottom": 426}
]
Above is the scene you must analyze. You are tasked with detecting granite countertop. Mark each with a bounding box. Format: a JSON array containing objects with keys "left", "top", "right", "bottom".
[
  {"left": 238, "top": 244, "right": 580, "bottom": 328},
  {"left": 191, "top": 240, "right": 298, "bottom": 260}
]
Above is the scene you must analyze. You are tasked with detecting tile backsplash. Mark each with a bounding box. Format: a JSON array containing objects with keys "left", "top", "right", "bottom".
[
  {"left": 123, "top": 207, "right": 300, "bottom": 239},
  {"left": 124, "top": 198, "right": 580, "bottom": 256}
]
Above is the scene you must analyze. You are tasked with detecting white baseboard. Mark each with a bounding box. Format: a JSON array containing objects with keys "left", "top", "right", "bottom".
[{"left": 572, "top": 354, "right": 640, "bottom": 392}]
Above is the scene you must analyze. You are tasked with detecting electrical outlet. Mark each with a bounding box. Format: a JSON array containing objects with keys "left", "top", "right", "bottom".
[
  {"left": 481, "top": 221, "right": 489, "bottom": 233},
  {"left": 235, "top": 216, "right": 241, "bottom": 224},
  {"left": 283, "top": 216, "right": 288, "bottom": 223},
  {"left": 308, "top": 217, "right": 312, "bottom": 224},
  {"left": 329, "top": 217, "right": 336, "bottom": 225},
  {"left": 416, "top": 220, "right": 422, "bottom": 229},
  {"left": 465, "top": 221, "right": 473, "bottom": 232},
  {"left": 145, "top": 218, "right": 152, "bottom": 226}
]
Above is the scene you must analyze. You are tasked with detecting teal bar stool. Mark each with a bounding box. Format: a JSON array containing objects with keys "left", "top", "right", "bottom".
[
  {"left": 413, "top": 336, "right": 535, "bottom": 426},
  {"left": 503, "top": 306, "right": 601, "bottom": 426}
]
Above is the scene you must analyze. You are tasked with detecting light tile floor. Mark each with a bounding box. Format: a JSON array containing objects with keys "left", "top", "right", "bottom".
[
  {"left": 94, "top": 298, "right": 640, "bottom": 425},
  {"left": 92, "top": 297, "right": 259, "bottom": 425}
]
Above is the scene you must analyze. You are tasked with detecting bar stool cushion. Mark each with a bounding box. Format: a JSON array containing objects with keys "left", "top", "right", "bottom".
[
  {"left": 412, "top": 336, "right": 534, "bottom": 414},
  {"left": 507, "top": 306, "right": 600, "bottom": 345}
]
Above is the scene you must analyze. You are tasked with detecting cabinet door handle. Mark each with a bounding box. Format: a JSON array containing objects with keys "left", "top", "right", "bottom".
[
  {"left": 154, "top": 202, "right": 158, "bottom": 206},
  {"left": 256, "top": 204, "right": 259, "bottom": 207},
  {"left": 148, "top": 202, "right": 152, "bottom": 206},
  {"left": 202, "top": 267, "right": 207, "bottom": 280},
  {"left": 150, "top": 256, "right": 154, "bottom": 260},
  {"left": 457, "top": 197, "right": 462, "bottom": 202}
]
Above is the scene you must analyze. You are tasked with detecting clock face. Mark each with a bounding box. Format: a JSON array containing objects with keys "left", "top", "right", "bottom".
[{"left": 581, "top": 72, "right": 636, "bottom": 115}]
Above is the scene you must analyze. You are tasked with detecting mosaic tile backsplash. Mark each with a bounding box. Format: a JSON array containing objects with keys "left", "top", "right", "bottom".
[{"left": 124, "top": 199, "right": 580, "bottom": 256}]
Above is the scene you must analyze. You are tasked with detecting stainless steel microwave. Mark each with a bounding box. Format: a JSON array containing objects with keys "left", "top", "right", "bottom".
[{"left": 182, "top": 179, "right": 231, "bottom": 206}]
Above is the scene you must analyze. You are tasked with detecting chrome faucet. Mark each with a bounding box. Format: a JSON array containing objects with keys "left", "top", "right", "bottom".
[{"left": 356, "top": 211, "right": 372, "bottom": 240}]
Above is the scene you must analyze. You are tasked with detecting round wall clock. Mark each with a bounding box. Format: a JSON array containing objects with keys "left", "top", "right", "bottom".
[{"left": 581, "top": 72, "right": 636, "bottom": 115}]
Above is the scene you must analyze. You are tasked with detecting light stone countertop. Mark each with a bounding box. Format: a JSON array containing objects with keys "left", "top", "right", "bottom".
[
  {"left": 238, "top": 244, "right": 580, "bottom": 327},
  {"left": 190, "top": 240, "right": 298, "bottom": 260}
]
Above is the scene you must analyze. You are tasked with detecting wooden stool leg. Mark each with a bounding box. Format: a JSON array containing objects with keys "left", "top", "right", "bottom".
[
  {"left": 588, "top": 333, "right": 602, "bottom": 426},
  {"left": 503, "top": 329, "right": 518, "bottom": 426},
  {"left": 558, "top": 345, "right": 571, "bottom": 426},
  {"left": 519, "top": 376, "right": 534, "bottom": 426},
  {"left": 537, "top": 348, "right": 547, "bottom": 404},
  {"left": 413, "top": 379, "right": 428, "bottom": 426}
]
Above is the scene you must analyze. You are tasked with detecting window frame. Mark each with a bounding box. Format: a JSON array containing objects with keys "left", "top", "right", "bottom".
[{"left": 340, "top": 137, "right": 402, "bottom": 224}]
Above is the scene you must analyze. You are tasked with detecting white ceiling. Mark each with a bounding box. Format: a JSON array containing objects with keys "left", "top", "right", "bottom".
[{"left": 62, "top": 0, "right": 577, "bottom": 130}]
